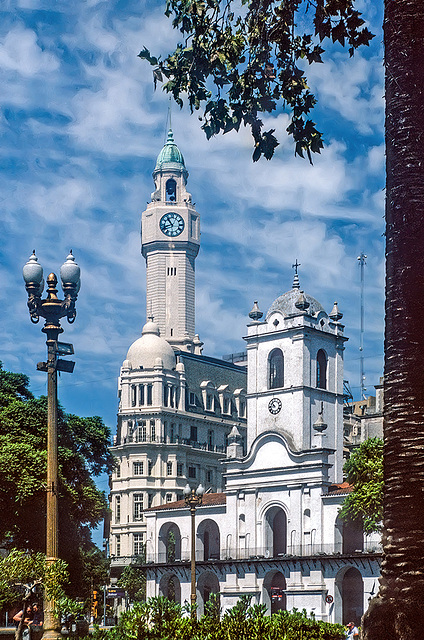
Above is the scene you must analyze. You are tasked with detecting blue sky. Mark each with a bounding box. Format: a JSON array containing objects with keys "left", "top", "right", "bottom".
[{"left": 1, "top": 1, "right": 384, "bottom": 541}]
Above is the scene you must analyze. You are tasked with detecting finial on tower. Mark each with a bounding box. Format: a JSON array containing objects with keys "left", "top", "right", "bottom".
[
  {"left": 249, "top": 301, "right": 263, "bottom": 321},
  {"left": 148, "top": 301, "right": 154, "bottom": 323},
  {"left": 329, "top": 301, "right": 343, "bottom": 322},
  {"left": 295, "top": 290, "right": 310, "bottom": 311},
  {"left": 292, "top": 259, "right": 301, "bottom": 289}
]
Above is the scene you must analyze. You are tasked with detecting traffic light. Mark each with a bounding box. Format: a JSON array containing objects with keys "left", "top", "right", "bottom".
[{"left": 92, "top": 590, "right": 98, "bottom": 619}]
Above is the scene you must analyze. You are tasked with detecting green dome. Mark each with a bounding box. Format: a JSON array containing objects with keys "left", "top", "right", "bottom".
[{"left": 154, "top": 129, "right": 186, "bottom": 171}]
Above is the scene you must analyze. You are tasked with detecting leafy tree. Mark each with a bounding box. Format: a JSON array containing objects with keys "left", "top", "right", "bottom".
[
  {"left": 139, "top": 0, "right": 374, "bottom": 161},
  {"left": 340, "top": 438, "right": 383, "bottom": 534},
  {"left": 0, "top": 549, "right": 68, "bottom": 640},
  {"left": 117, "top": 565, "right": 146, "bottom": 603},
  {"left": 0, "top": 363, "right": 113, "bottom": 597},
  {"left": 166, "top": 531, "right": 176, "bottom": 562}
]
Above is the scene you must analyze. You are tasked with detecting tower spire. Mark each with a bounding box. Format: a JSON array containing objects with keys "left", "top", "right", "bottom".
[
  {"left": 168, "top": 96, "right": 172, "bottom": 132},
  {"left": 292, "top": 259, "right": 301, "bottom": 289}
]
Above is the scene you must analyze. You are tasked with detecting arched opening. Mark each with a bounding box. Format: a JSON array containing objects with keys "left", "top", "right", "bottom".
[
  {"left": 158, "top": 522, "right": 182, "bottom": 563},
  {"left": 339, "top": 568, "right": 363, "bottom": 626},
  {"left": 166, "top": 178, "right": 177, "bottom": 202},
  {"left": 159, "top": 574, "right": 181, "bottom": 603},
  {"left": 263, "top": 570, "right": 286, "bottom": 614},
  {"left": 264, "top": 506, "right": 287, "bottom": 557},
  {"left": 197, "top": 519, "right": 220, "bottom": 561},
  {"left": 343, "top": 519, "right": 363, "bottom": 554},
  {"left": 269, "top": 349, "right": 284, "bottom": 389},
  {"left": 316, "top": 349, "right": 327, "bottom": 389},
  {"left": 197, "top": 572, "right": 220, "bottom": 616}
]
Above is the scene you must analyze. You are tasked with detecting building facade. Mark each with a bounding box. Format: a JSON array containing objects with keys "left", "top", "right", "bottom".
[
  {"left": 142, "top": 282, "right": 381, "bottom": 626},
  {"left": 109, "top": 132, "right": 247, "bottom": 576}
]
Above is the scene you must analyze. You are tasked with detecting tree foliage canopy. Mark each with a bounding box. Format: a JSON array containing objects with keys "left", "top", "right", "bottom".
[
  {"left": 0, "top": 362, "right": 113, "bottom": 596},
  {"left": 0, "top": 549, "right": 68, "bottom": 611},
  {"left": 140, "top": 0, "right": 374, "bottom": 161},
  {"left": 340, "top": 437, "right": 383, "bottom": 534},
  {"left": 117, "top": 565, "right": 146, "bottom": 603}
]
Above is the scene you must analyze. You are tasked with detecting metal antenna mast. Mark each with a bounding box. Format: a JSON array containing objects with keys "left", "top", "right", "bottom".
[{"left": 357, "top": 252, "right": 367, "bottom": 399}]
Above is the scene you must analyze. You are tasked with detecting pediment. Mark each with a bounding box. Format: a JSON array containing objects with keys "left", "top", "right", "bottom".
[{"left": 243, "top": 431, "right": 302, "bottom": 472}]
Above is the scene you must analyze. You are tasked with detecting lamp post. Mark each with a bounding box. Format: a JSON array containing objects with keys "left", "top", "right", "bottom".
[
  {"left": 183, "top": 483, "right": 204, "bottom": 618},
  {"left": 23, "top": 250, "right": 81, "bottom": 640}
]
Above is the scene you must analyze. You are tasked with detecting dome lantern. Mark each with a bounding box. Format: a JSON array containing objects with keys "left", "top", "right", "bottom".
[{"left": 154, "top": 129, "right": 188, "bottom": 178}]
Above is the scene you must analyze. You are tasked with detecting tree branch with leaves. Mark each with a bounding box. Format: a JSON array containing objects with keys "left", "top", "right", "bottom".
[
  {"left": 140, "top": 0, "right": 374, "bottom": 161},
  {"left": 0, "top": 549, "right": 68, "bottom": 640},
  {"left": 340, "top": 437, "right": 383, "bottom": 534}
]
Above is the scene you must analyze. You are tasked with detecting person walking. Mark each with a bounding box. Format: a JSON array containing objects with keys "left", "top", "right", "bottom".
[{"left": 346, "top": 621, "right": 359, "bottom": 639}]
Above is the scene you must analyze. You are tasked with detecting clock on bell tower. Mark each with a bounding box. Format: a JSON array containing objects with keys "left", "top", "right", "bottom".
[{"left": 141, "top": 129, "right": 202, "bottom": 353}]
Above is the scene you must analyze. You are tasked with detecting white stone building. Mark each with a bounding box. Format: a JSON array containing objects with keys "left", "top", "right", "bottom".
[
  {"left": 142, "top": 279, "right": 381, "bottom": 626},
  {"left": 109, "top": 131, "right": 247, "bottom": 578}
]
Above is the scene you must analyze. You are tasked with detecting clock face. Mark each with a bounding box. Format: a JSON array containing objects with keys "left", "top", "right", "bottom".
[
  {"left": 268, "top": 398, "right": 282, "bottom": 415},
  {"left": 160, "top": 212, "right": 185, "bottom": 237}
]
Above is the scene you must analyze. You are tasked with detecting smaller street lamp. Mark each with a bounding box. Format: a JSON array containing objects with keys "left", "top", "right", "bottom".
[
  {"left": 23, "top": 250, "right": 80, "bottom": 640},
  {"left": 183, "top": 483, "right": 204, "bottom": 617}
]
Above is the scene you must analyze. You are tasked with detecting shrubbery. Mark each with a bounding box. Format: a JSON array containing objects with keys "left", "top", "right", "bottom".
[{"left": 93, "top": 595, "right": 345, "bottom": 640}]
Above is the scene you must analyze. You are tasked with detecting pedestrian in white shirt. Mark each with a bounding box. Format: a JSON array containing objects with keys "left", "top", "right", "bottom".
[{"left": 346, "top": 621, "right": 359, "bottom": 639}]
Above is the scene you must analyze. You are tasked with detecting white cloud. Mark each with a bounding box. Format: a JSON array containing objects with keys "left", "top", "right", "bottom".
[
  {"left": 307, "top": 53, "right": 384, "bottom": 136},
  {"left": 0, "top": 25, "right": 59, "bottom": 75}
]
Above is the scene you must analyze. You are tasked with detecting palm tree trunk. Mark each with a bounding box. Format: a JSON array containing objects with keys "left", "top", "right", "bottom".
[{"left": 362, "top": 1, "right": 424, "bottom": 638}]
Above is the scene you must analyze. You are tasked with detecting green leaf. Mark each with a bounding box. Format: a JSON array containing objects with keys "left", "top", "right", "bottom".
[{"left": 137, "top": 47, "right": 158, "bottom": 65}]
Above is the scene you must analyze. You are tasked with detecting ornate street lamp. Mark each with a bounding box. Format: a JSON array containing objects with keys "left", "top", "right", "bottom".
[
  {"left": 183, "top": 483, "right": 204, "bottom": 618},
  {"left": 23, "top": 250, "right": 81, "bottom": 640}
]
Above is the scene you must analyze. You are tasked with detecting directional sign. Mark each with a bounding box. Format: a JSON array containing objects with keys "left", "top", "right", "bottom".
[
  {"left": 36, "top": 359, "right": 75, "bottom": 373},
  {"left": 57, "top": 359, "right": 75, "bottom": 373},
  {"left": 107, "top": 588, "right": 126, "bottom": 598},
  {"left": 56, "top": 341, "right": 74, "bottom": 356}
]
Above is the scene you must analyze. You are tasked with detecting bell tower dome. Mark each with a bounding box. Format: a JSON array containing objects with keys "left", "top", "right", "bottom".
[{"left": 141, "top": 130, "right": 202, "bottom": 353}]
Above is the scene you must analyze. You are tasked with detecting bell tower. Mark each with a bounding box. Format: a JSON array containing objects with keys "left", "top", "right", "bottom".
[
  {"left": 244, "top": 276, "right": 347, "bottom": 483},
  {"left": 141, "top": 130, "right": 202, "bottom": 353}
]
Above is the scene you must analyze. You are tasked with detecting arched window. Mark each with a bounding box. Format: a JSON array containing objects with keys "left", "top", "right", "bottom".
[
  {"left": 316, "top": 349, "right": 327, "bottom": 389},
  {"left": 264, "top": 506, "right": 287, "bottom": 557},
  {"left": 269, "top": 349, "right": 284, "bottom": 389},
  {"left": 166, "top": 179, "right": 177, "bottom": 202}
]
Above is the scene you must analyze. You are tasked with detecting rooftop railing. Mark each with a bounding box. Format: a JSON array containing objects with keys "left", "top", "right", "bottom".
[{"left": 111, "top": 541, "right": 382, "bottom": 566}]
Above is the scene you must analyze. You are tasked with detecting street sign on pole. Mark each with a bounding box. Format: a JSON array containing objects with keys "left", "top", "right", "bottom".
[
  {"left": 56, "top": 359, "right": 75, "bottom": 373},
  {"left": 106, "top": 588, "right": 126, "bottom": 598},
  {"left": 56, "top": 341, "right": 74, "bottom": 356}
]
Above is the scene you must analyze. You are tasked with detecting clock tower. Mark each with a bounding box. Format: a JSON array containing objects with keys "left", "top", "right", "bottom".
[{"left": 141, "top": 130, "right": 202, "bottom": 353}]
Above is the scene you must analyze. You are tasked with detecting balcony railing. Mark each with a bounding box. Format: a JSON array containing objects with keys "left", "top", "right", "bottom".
[
  {"left": 113, "top": 434, "right": 225, "bottom": 453},
  {"left": 137, "top": 541, "right": 382, "bottom": 565}
]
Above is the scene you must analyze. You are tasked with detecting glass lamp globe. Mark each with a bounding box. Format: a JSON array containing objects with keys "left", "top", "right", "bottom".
[
  {"left": 60, "top": 251, "right": 81, "bottom": 287},
  {"left": 196, "top": 484, "right": 205, "bottom": 496},
  {"left": 23, "top": 251, "right": 43, "bottom": 286}
]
